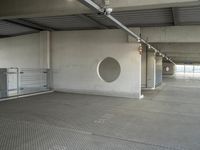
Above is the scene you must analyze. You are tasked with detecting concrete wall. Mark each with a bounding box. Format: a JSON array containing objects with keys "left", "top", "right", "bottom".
[
  {"left": 163, "top": 62, "right": 175, "bottom": 75},
  {"left": 51, "top": 29, "right": 142, "bottom": 98},
  {"left": 0, "top": 32, "right": 49, "bottom": 68},
  {"left": 156, "top": 56, "right": 163, "bottom": 86}
]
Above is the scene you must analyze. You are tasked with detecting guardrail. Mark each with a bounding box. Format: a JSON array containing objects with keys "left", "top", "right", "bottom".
[{"left": 0, "top": 68, "right": 51, "bottom": 99}]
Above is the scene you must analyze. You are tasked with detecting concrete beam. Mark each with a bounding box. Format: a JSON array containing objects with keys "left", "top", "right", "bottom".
[
  {"left": 168, "top": 53, "right": 200, "bottom": 58},
  {"left": 78, "top": 14, "right": 108, "bottom": 29},
  {"left": 4, "top": 19, "right": 54, "bottom": 31},
  {"left": 171, "top": 57, "right": 200, "bottom": 63},
  {"left": 0, "top": 0, "right": 199, "bottom": 19},
  {"left": 140, "top": 26, "right": 200, "bottom": 43},
  {"left": 0, "top": 0, "right": 91, "bottom": 19},
  {"left": 161, "top": 51, "right": 200, "bottom": 54},
  {"left": 171, "top": 8, "right": 179, "bottom": 26},
  {"left": 152, "top": 43, "right": 200, "bottom": 63},
  {"left": 110, "top": 0, "right": 200, "bottom": 11},
  {"left": 152, "top": 43, "right": 200, "bottom": 57}
]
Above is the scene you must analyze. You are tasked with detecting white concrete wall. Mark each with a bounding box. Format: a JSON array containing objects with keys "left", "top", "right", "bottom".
[
  {"left": 51, "top": 29, "right": 142, "bottom": 98},
  {"left": 0, "top": 32, "right": 49, "bottom": 68}
]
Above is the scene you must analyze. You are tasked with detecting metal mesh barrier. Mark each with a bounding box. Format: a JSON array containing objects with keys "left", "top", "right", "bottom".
[
  {"left": 19, "top": 68, "right": 50, "bottom": 95},
  {"left": 0, "top": 68, "right": 50, "bottom": 99}
]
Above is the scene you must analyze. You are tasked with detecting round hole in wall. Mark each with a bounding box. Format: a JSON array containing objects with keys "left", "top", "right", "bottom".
[
  {"left": 97, "top": 57, "right": 121, "bottom": 83},
  {"left": 166, "top": 66, "right": 170, "bottom": 72}
]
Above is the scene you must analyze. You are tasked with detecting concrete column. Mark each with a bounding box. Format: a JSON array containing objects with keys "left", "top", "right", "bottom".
[
  {"left": 147, "top": 51, "right": 156, "bottom": 89},
  {"left": 141, "top": 45, "right": 147, "bottom": 88},
  {"left": 39, "top": 31, "right": 50, "bottom": 69},
  {"left": 156, "top": 56, "right": 163, "bottom": 86},
  {"left": 163, "top": 62, "right": 176, "bottom": 76}
]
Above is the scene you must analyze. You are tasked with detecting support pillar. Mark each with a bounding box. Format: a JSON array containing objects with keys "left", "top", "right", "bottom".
[
  {"left": 156, "top": 56, "right": 163, "bottom": 86},
  {"left": 147, "top": 51, "right": 156, "bottom": 89},
  {"left": 163, "top": 62, "right": 176, "bottom": 76},
  {"left": 39, "top": 31, "right": 50, "bottom": 69}
]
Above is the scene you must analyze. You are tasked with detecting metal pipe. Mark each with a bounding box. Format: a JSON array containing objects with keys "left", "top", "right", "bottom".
[{"left": 78, "top": 0, "right": 176, "bottom": 65}]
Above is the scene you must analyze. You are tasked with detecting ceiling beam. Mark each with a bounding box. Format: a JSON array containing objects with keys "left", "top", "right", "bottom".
[
  {"left": 171, "top": 8, "right": 179, "bottom": 26},
  {"left": 78, "top": 14, "right": 108, "bottom": 29},
  {"left": 4, "top": 19, "right": 55, "bottom": 31},
  {"left": 168, "top": 54, "right": 200, "bottom": 58},
  {"left": 109, "top": 0, "right": 200, "bottom": 11},
  {"left": 0, "top": 31, "right": 39, "bottom": 38},
  {"left": 0, "top": 0, "right": 199, "bottom": 19},
  {"left": 161, "top": 51, "right": 200, "bottom": 54},
  {"left": 0, "top": 35, "right": 9, "bottom": 38},
  {"left": 140, "top": 26, "right": 200, "bottom": 43},
  {"left": 4, "top": 19, "right": 40, "bottom": 31},
  {"left": 20, "top": 19, "right": 55, "bottom": 31},
  {"left": 171, "top": 57, "right": 200, "bottom": 61}
]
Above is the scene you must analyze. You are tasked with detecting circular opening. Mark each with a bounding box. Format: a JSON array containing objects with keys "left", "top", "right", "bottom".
[
  {"left": 166, "top": 66, "right": 170, "bottom": 72},
  {"left": 97, "top": 57, "right": 121, "bottom": 83}
]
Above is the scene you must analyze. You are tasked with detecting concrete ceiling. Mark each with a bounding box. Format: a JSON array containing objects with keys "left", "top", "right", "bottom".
[
  {"left": 0, "top": 0, "right": 200, "bottom": 63},
  {"left": 0, "top": 0, "right": 199, "bottom": 36},
  {"left": 1, "top": 5, "right": 200, "bottom": 36},
  {"left": 0, "top": 0, "right": 199, "bottom": 19}
]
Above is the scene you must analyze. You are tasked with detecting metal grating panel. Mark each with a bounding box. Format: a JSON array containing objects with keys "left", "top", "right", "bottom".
[{"left": 0, "top": 20, "right": 38, "bottom": 36}]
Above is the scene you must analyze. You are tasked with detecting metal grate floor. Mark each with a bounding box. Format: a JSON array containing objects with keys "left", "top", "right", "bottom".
[
  {"left": 0, "top": 118, "right": 172, "bottom": 150},
  {"left": 1, "top": 77, "right": 200, "bottom": 150}
]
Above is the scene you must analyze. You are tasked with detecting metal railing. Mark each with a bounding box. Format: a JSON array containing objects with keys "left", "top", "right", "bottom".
[{"left": 0, "top": 68, "right": 51, "bottom": 99}]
